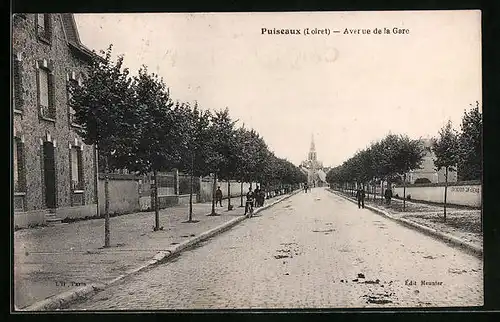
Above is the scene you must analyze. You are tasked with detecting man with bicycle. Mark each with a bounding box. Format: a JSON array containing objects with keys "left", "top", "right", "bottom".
[{"left": 244, "top": 186, "right": 255, "bottom": 218}]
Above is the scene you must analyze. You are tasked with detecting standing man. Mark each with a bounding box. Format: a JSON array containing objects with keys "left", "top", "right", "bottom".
[
  {"left": 259, "top": 188, "right": 266, "bottom": 207},
  {"left": 215, "top": 186, "right": 223, "bottom": 207},
  {"left": 356, "top": 187, "right": 366, "bottom": 209},
  {"left": 254, "top": 186, "right": 261, "bottom": 207},
  {"left": 384, "top": 186, "right": 393, "bottom": 205}
]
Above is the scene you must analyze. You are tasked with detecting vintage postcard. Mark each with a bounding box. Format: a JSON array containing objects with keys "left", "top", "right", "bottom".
[{"left": 12, "top": 10, "right": 482, "bottom": 311}]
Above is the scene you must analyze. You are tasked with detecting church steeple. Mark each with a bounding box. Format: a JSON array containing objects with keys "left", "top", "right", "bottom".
[{"left": 308, "top": 134, "right": 317, "bottom": 161}]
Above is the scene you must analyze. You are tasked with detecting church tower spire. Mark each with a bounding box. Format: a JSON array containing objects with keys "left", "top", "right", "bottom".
[{"left": 308, "top": 133, "right": 317, "bottom": 161}]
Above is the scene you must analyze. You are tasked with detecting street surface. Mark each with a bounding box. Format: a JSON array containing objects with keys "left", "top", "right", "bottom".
[{"left": 68, "top": 188, "right": 483, "bottom": 310}]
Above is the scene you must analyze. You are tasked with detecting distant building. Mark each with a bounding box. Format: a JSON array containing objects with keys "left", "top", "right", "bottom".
[
  {"left": 12, "top": 13, "right": 98, "bottom": 227},
  {"left": 299, "top": 134, "right": 328, "bottom": 187},
  {"left": 405, "top": 138, "right": 458, "bottom": 184}
]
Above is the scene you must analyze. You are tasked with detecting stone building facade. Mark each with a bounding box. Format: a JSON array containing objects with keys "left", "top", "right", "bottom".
[{"left": 12, "top": 13, "right": 98, "bottom": 228}]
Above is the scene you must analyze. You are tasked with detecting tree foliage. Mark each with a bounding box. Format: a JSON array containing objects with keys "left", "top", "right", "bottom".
[
  {"left": 326, "top": 133, "right": 424, "bottom": 189},
  {"left": 69, "top": 45, "right": 138, "bottom": 170},
  {"left": 432, "top": 120, "right": 460, "bottom": 173},
  {"left": 72, "top": 45, "right": 306, "bottom": 207},
  {"left": 458, "top": 102, "right": 482, "bottom": 181}
]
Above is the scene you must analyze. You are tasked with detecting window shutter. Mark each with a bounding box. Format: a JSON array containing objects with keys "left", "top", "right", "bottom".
[
  {"left": 13, "top": 57, "right": 23, "bottom": 110},
  {"left": 48, "top": 70, "right": 55, "bottom": 118},
  {"left": 18, "top": 141, "right": 26, "bottom": 191},
  {"left": 78, "top": 148, "right": 84, "bottom": 189},
  {"left": 45, "top": 14, "right": 52, "bottom": 39},
  {"left": 14, "top": 140, "right": 26, "bottom": 192}
]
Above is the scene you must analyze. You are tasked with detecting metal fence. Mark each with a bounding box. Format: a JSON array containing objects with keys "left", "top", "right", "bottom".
[{"left": 178, "top": 174, "right": 200, "bottom": 195}]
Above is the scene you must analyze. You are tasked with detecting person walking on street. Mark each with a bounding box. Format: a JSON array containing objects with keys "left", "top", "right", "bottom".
[
  {"left": 244, "top": 186, "right": 255, "bottom": 217},
  {"left": 384, "top": 187, "right": 393, "bottom": 205},
  {"left": 254, "top": 186, "right": 261, "bottom": 207},
  {"left": 356, "top": 187, "right": 366, "bottom": 209},
  {"left": 215, "top": 186, "right": 223, "bottom": 207},
  {"left": 259, "top": 188, "right": 266, "bottom": 207}
]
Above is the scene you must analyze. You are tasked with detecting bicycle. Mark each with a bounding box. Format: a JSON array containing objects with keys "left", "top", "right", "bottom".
[{"left": 246, "top": 201, "right": 254, "bottom": 218}]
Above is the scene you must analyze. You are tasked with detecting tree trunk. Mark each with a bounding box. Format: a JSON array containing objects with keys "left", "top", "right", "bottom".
[
  {"left": 444, "top": 167, "right": 448, "bottom": 222},
  {"left": 188, "top": 173, "right": 194, "bottom": 221},
  {"left": 153, "top": 170, "right": 160, "bottom": 231},
  {"left": 240, "top": 180, "right": 244, "bottom": 207},
  {"left": 188, "top": 155, "right": 194, "bottom": 222},
  {"left": 210, "top": 173, "right": 217, "bottom": 215},
  {"left": 227, "top": 179, "right": 232, "bottom": 211},
  {"left": 403, "top": 174, "right": 406, "bottom": 211},
  {"left": 104, "top": 157, "right": 110, "bottom": 248},
  {"left": 381, "top": 180, "right": 385, "bottom": 203}
]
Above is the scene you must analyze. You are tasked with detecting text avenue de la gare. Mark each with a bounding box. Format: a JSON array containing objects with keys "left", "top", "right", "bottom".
[{"left": 261, "top": 27, "right": 410, "bottom": 35}]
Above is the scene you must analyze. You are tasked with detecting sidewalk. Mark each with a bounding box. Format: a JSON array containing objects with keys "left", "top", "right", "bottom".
[
  {"left": 331, "top": 189, "right": 482, "bottom": 253},
  {"left": 14, "top": 194, "right": 288, "bottom": 310}
]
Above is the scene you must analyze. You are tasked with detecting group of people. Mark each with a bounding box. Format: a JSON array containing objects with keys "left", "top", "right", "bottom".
[
  {"left": 215, "top": 185, "right": 266, "bottom": 216},
  {"left": 244, "top": 186, "right": 266, "bottom": 216},
  {"left": 355, "top": 186, "right": 394, "bottom": 209}
]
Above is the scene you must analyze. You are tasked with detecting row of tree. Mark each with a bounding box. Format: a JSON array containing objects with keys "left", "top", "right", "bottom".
[
  {"left": 325, "top": 133, "right": 425, "bottom": 211},
  {"left": 326, "top": 103, "right": 482, "bottom": 223},
  {"left": 70, "top": 45, "right": 307, "bottom": 247}
]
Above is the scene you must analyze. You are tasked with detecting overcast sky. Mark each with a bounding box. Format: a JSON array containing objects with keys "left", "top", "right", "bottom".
[{"left": 74, "top": 10, "right": 481, "bottom": 167}]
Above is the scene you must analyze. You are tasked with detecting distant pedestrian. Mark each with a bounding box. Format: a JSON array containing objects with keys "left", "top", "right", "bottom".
[
  {"left": 244, "top": 186, "right": 255, "bottom": 217},
  {"left": 356, "top": 187, "right": 365, "bottom": 209},
  {"left": 384, "top": 187, "right": 393, "bottom": 205},
  {"left": 304, "top": 183, "right": 308, "bottom": 193},
  {"left": 259, "top": 188, "right": 265, "bottom": 207},
  {"left": 254, "top": 186, "right": 261, "bottom": 207},
  {"left": 215, "top": 186, "right": 223, "bottom": 207}
]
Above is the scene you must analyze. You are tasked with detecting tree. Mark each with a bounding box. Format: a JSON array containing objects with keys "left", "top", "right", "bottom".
[
  {"left": 206, "top": 108, "right": 237, "bottom": 216},
  {"left": 458, "top": 101, "right": 482, "bottom": 181},
  {"left": 176, "top": 102, "right": 213, "bottom": 222},
  {"left": 69, "top": 45, "right": 138, "bottom": 247},
  {"left": 127, "top": 67, "right": 187, "bottom": 231},
  {"left": 432, "top": 120, "right": 460, "bottom": 221},
  {"left": 234, "top": 127, "right": 268, "bottom": 205}
]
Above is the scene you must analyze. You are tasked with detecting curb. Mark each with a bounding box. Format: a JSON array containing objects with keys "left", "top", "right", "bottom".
[
  {"left": 327, "top": 189, "right": 482, "bottom": 259},
  {"left": 21, "top": 189, "right": 301, "bottom": 311}
]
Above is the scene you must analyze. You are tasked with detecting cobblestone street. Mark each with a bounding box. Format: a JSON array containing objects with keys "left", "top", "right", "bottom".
[{"left": 67, "top": 187, "right": 483, "bottom": 310}]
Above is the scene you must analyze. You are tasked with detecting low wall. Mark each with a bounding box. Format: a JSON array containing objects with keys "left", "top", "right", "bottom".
[
  {"left": 14, "top": 204, "right": 97, "bottom": 228},
  {"left": 14, "top": 209, "right": 47, "bottom": 228},
  {"left": 98, "top": 175, "right": 140, "bottom": 215},
  {"left": 178, "top": 194, "right": 198, "bottom": 206},
  {"left": 58, "top": 204, "right": 98, "bottom": 220},
  {"left": 393, "top": 182, "right": 481, "bottom": 207}
]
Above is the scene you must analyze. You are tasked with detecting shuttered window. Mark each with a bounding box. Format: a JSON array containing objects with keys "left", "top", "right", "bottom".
[
  {"left": 71, "top": 146, "right": 84, "bottom": 190},
  {"left": 38, "top": 62, "right": 56, "bottom": 120},
  {"left": 37, "top": 14, "right": 52, "bottom": 42},
  {"left": 13, "top": 138, "right": 25, "bottom": 192},
  {"left": 39, "top": 68, "right": 49, "bottom": 107},
  {"left": 13, "top": 55, "right": 23, "bottom": 111}
]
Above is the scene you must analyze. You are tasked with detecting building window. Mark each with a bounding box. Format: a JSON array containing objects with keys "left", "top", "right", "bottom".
[
  {"left": 71, "top": 146, "right": 84, "bottom": 191},
  {"left": 36, "top": 14, "right": 52, "bottom": 43},
  {"left": 67, "top": 73, "right": 83, "bottom": 126},
  {"left": 12, "top": 54, "right": 23, "bottom": 112},
  {"left": 38, "top": 61, "right": 55, "bottom": 120},
  {"left": 13, "top": 137, "right": 26, "bottom": 193}
]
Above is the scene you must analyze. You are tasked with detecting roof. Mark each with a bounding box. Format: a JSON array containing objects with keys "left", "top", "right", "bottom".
[{"left": 60, "top": 14, "right": 95, "bottom": 60}]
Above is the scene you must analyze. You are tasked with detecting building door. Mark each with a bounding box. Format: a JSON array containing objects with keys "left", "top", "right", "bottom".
[{"left": 43, "top": 141, "right": 56, "bottom": 209}]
